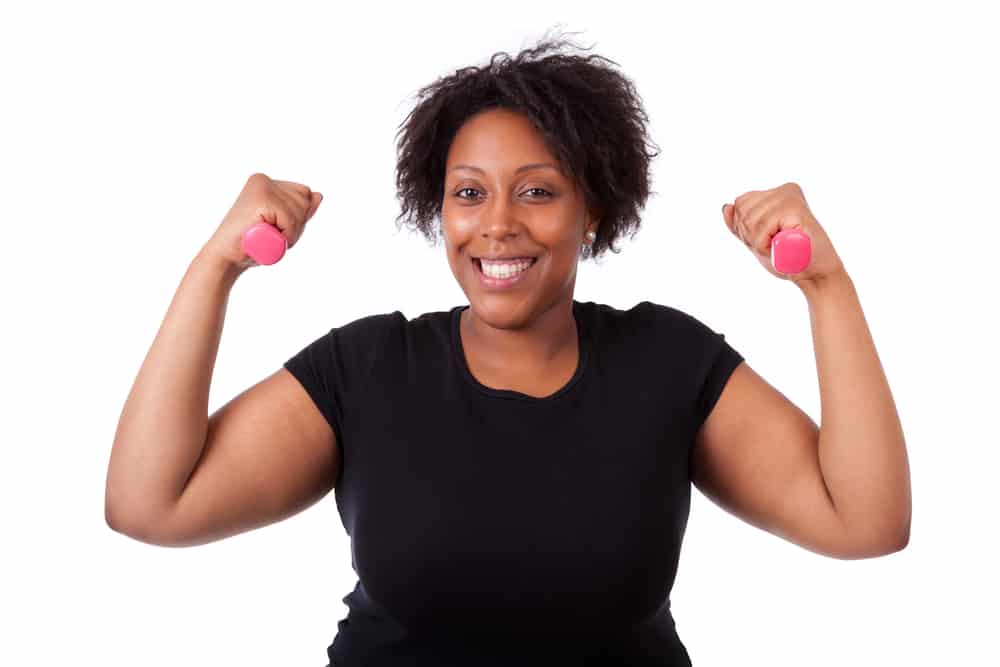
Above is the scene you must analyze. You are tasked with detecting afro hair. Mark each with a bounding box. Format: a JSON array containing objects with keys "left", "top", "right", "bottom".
[{"left": 393, "top": 27, "right": 661, "bottom": 261}]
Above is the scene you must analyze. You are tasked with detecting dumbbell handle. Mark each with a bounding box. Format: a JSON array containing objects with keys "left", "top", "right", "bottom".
[
  {"left": 240, "top": 221, "right": 287, "bottom": 266},
  {"left": 770, "top": 228, "right": 811, "bottom": 274}
]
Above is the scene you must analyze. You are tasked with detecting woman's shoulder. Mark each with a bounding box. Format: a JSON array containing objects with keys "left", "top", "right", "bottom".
[
  {"left": 579, "top": 298, "right": 692, "bottom": 329},
  {"left": 580, "top": 299, "right": 732, "bottom": 352},
  {"left": 630, "top": 299, "right": 727, "bottom": 337}
]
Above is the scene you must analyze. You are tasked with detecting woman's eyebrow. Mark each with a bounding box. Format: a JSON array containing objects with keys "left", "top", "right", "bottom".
[{"left": 450, "top": 163, "right": 560, "bottom": 175}]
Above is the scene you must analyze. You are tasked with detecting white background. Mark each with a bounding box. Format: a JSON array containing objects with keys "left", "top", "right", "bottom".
[{"left": 3, "top": 1, "right": 996, "bottom": 665}]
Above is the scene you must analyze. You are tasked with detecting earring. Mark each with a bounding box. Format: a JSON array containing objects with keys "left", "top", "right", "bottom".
[{"left": 585, "top": 229, "right": 596, "bottom": 244}]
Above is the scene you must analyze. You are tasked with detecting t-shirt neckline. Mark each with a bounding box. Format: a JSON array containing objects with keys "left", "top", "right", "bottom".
[{"left": 450, "top": 300, "right": 590, "bottom": 403}]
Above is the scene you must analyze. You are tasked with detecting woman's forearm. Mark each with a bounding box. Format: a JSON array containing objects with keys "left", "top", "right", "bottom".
[
  {"left": 105, "top": 245, "right": 245, "bottom": 530},
  {"left": 800, "top": 269, "right": 912, "bottom": 554}
]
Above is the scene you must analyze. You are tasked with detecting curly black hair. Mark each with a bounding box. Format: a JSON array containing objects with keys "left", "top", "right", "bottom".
[{"left": 393, "top": 27, "right": 661, "bottom": 261}]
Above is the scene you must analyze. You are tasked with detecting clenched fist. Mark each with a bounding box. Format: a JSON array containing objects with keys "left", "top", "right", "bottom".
[
  {"left": 203, "top": 173, "right": 323, "bottom": 272},
  {"left": 721, "top": 182, "right": 845, "bottom": 290}
]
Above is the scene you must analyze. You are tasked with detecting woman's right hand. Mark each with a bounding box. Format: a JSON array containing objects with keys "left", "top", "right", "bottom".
[{"left": 203, "top": 173, "right": 323, "bottom": 272}]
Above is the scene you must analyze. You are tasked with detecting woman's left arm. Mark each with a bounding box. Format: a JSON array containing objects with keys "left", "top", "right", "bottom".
[
  {"left": 723, "top": 182, "right": 912, "bottom": 551},
  {"left": 799, "top": 268, "right": 912, "bottom": 551}
]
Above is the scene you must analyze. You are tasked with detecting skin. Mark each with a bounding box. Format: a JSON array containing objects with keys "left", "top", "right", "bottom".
[{"left": 442, "top": 107, "right": 600, "bottom": 398}]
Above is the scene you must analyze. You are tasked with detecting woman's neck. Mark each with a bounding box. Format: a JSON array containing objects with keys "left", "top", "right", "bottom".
[{"left": 460, "top": 299, "right": 578, "bottom": 373}]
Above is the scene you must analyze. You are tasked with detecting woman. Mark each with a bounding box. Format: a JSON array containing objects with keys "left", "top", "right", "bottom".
[{"left": 105, "top": 32, "right": 911, "bottom": 666}]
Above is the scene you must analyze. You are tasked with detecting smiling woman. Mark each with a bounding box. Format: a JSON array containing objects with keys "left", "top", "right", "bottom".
[
  {"left": 390, "top": 28, "right": 664, "bottom": 416},
  {"left": 277, "top": 29, "right": 750, "bottom": 665},
  {"left": 106, "top": 25, "right": 770, "bottom": 667}
]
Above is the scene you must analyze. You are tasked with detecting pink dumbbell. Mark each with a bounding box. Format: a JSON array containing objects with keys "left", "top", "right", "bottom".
[
  {"left": 240, "top": 221, "right": 287, "bottom": 266},
  {"left": 770, "top": 228, "right": 811, "bottom": 274},
  {"left": 241, "top": 220, "right": 812, "bottom": 272}
]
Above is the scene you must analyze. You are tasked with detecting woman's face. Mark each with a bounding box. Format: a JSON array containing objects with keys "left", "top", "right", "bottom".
[{"left": 442, "top": 107, "right": 598, "bottom": 328}]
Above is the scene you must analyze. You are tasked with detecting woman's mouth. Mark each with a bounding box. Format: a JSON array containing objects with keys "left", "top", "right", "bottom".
[{"left": 472, "top": 256, "right": 538, "bottom": 289}]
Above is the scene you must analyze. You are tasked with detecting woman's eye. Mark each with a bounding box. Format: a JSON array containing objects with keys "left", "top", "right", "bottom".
[{"left": 454, "top": 187, "right": 552, "bottom": 201}]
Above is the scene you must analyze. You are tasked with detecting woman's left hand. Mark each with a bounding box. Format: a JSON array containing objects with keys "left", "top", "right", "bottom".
[{"left": 722, "top": 182, "right": 846, "bottom": 290}]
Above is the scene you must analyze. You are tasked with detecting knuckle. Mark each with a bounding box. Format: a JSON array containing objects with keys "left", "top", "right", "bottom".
[{"left": 278, "top": 200, "right": 297, "bottom": 224}]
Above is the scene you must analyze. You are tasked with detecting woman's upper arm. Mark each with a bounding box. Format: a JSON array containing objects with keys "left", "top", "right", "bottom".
[
  {"left": 135, "top": 367, "right": 339, "bottom": 547},
  {"left": 690, "top": 361, "right": 857, "bottom": 558}
]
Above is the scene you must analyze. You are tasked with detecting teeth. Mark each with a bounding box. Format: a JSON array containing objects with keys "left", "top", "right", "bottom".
[{"left": 480, "top": 258, "right": 533, "bottom": 279}]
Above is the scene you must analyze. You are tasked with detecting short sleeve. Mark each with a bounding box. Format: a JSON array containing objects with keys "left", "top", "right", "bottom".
[
  {"left": 282, "top": 312, "right": 401, "bottom": 449},
  {"left": 638, "top": 301, "right": 745, "bottom": 435},
  {"left": 694, "top": 332, "right": 745, "bottom": 432}
]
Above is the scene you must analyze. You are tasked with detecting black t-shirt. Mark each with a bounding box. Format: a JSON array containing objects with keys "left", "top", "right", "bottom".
[{"left": 283, "top": 299, "right": 744, "bottom": 666}]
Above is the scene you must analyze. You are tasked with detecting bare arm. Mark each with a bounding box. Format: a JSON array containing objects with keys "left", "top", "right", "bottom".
[
  {"left": 105, "top": 173, "right": 326, "bottom": 540},
  {"left": 105, "top": 239, "right": 339, "bottom": 546},
  {"left": 801, "top": 269, "right": 911, "bottom": 551},
  {"left": 105, "top": 246, "right": 246, "bottom": 530}
]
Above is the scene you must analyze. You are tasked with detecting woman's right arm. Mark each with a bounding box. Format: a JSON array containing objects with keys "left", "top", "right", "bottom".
[
  {"left": 105, "top": 246, "right": 245, "bottom": 535},
  {"left": 105, "top": 173, "right": 331, "bottom": 547}
]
